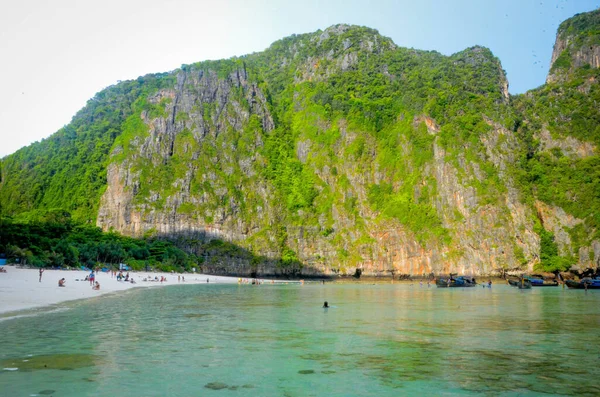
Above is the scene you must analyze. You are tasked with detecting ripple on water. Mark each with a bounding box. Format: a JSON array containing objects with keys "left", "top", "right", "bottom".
[
  {"left": 2, "top": 284, "right": 600, "bottom": 396},
  {"left": 183, "top": 313, "right": 210, "bottom": 318}
]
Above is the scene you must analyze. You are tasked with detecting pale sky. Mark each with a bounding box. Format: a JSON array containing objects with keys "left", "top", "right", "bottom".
[{"left": 0, "top": 0, "right": 598, "bottom": 157}]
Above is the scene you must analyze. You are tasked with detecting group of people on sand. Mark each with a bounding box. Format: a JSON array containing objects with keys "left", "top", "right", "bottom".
[
  {"left": 54, "top": 269, "right": 101, "bottom": 290},
  {"left": 57, "top": 277, "right": 100, "bottom": 290},
  {"left": 116, "top": 271, "right": 129, "bottom": 281},
  {"left": 142, "top": 276, "right": 167, "bottom": 283},
  {"left": 88, "top": 271, "right": 100, "bottom": 290}
]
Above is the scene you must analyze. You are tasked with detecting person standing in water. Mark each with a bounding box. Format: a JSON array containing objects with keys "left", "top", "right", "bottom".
[{"left": 323, "top": 301, "right": 329, "bottom": 308}]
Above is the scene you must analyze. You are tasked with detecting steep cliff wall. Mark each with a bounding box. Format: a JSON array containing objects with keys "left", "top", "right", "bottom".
[
  {"left": 95, "top": 30, "right": 539, "bottom": 277},
  {"left": 98, "top": 66, "right": 277, "bottom": 241},
  {"left": 4, "top": 13, "right": 600, "bottom": 278},
  {"left": 547, "top": 9, "right": 600, "bottom": 83}
]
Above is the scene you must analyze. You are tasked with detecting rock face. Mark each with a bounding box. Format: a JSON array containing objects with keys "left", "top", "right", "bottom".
[
  {"left": 536, "top": 128, "right": 596, "bottom": 159},
  {"left": 547, "top": 9, "right": 600, "bottom": 83},
  {"left": 95, "top": 30, "right": 543, "bottom": 277},
  {"left": 3, "top": 13, "right": 600, "bottom": 278},
  {"left": 98, "top": 66, "right": 276, "bottom": 242}
]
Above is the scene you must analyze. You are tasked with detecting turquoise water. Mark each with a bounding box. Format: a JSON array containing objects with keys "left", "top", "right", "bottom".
[{"left": 1, "top": 283, "right": 599, "bottom": 396}]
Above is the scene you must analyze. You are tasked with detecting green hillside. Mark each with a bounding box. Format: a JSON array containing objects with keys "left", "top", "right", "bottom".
[{"left": 2, "top": 10, "right": 599, "bottom": 277}]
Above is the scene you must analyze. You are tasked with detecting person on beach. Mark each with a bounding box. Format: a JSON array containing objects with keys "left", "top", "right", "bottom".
[
  {"left": 39, "top": 268, "right": 44, "bottom": 282},
  {"left": 58, "top": 278, "right": 66, "bottom": 287},
  {"left": 89, "top": 271, "right": 95, "bottom": 286},
  {"left": 92, "top": 281, "right": 100, "bottom": 290},
  {"left": 323, "top": 301, "right": 329, "bottom": 308}
]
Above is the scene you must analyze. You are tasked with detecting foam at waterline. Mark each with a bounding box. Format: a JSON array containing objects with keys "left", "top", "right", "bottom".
[{"left": 0, "top": 307, "right": 71, "bottom": 323}]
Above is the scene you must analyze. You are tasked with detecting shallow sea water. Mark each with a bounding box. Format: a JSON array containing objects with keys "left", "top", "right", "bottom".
[{"left": 1, "top": 283, "right": 599, "bottom": 396}]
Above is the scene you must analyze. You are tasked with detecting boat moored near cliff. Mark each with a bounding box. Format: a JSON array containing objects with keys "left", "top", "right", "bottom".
[
  {"left": 508, "top": 275, "right": 558, "bottom": 287},
  {"left": 565, "top": 278, "right": 600, "bottom": 289},
  {"left": 436, "top": 274, "right": 477, "bottom": 288}
]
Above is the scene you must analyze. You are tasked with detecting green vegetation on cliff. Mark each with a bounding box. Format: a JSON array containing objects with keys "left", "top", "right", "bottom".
[
  {"left": 512, "top": 67, "right": 600, "bottom": 251},
  {"left": 0, "top": 74, "right": 174, "bottom": 222},
  {"left": 2, "top": 11, "right": 600, "bottom": 275}
]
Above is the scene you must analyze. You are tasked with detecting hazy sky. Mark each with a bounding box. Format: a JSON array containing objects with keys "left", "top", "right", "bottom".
[{"left": 1, "top": 0, "right": 598, "bottom": 157}]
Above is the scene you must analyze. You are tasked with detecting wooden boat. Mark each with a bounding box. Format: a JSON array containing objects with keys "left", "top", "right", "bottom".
[
  {"left": 507, "top": 276, "right": 532, "bottom": 289},
  {"left": 508, "top": 275, "right": 558, "bottom": 287},
  {"left": 529, "top": 274, "right": 559, "bottom": 286},
  {"left": 436, "top": 275, "right": 477, "bottom": 288},
  {"left": 565, "top": 278, "right": 600, "bottom": 289},
  {"left": 517, "top": 279, "right": 532, "bottom": 289}
]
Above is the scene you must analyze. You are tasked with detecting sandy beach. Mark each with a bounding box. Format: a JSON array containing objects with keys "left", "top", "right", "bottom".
[{"left": 0, "top": 266, "right": 256, "bottom": 316}]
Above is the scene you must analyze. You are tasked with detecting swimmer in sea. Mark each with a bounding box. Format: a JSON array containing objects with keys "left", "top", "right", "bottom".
[{"left": 323, "top": 301, "right": 329, "bottom": 308}]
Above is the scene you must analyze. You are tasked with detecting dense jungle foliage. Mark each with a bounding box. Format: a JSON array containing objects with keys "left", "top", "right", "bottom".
[
  {"left": 0, "top": 212, "right": 195, "bottom": 271},
  {"left": 0, "top": 210, "right": 265, "bottom": 272}
]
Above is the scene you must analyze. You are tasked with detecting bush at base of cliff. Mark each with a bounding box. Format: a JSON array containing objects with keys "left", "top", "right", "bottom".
[{"left": 536, "top": 227, "right": 573, "bottom": 273}]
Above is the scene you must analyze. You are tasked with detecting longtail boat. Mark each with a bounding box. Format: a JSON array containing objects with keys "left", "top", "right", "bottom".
[
  {"left": 565, "top": 278, "right": 600, "bottom": 289},
  {"left": 436, "top": 274, "right": 477, "bottom": 288},
  {"left": 508, "top": 275, "right": 558, "bottom": 287}
]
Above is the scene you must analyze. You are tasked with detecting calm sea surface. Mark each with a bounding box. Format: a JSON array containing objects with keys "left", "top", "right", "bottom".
[{"left": 1, "top": 283, "right": 599, "bottom": 396}]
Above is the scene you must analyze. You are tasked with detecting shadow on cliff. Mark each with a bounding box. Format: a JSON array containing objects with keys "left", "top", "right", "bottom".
[{"left": 154, "top": 229, "right": 330, "bottom": 279}]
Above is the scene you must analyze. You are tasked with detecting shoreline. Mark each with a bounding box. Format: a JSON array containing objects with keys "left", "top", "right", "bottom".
[
  {"left": 0, "top": 266, "right": 529, "bottom": 319},
  {"left": 0, "top": 266, "right": 278, "bottom": 318}
]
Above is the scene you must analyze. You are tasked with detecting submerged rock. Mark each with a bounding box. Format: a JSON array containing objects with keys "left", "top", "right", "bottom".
[
  {"left": 0, "top": 354, "right": 101, "bottom": 371},
  {"left": 204, "top": 382, "right": 229, "bottom": 390}
]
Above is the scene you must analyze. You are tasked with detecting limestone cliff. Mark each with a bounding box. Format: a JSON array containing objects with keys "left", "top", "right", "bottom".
[
  {"left": 94, "top": 27, "right": 538, "bottom": 277},
  {"left": 547, "top": 9, "right": 600, "bottom": 83},
  {"left": 3, "top": 13, "right": 600, "bottom": 278}
]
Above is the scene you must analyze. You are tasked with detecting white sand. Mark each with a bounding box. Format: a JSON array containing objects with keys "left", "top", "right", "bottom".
[{"left": 0, "top": 266, "right": 255, "bottom": 316}]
